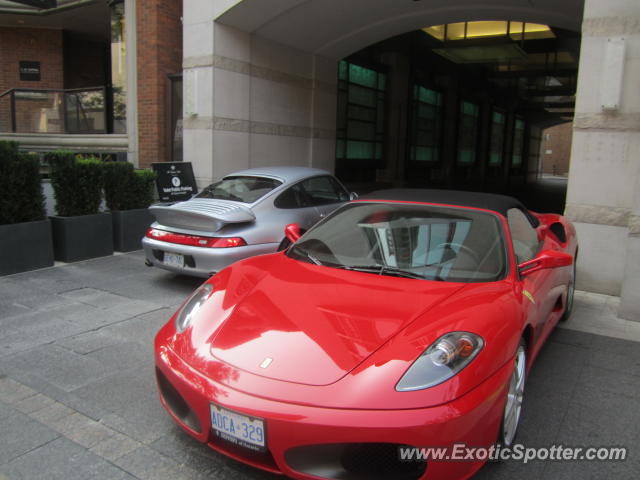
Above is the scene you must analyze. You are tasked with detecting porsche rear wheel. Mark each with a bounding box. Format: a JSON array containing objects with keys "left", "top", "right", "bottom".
[{"left": 499, "top": 340, "right": 526, "bottom": 448}]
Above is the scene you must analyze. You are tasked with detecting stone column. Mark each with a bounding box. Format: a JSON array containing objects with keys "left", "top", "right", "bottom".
[
  {"left": 182, "top": 0, "right": 337, "bottom": 188},
  {"left": 564, "top": 0, "right": 640, "bottom": 321},
  {"left": 182, "top": 0, "right": 216, "bottom": 186},
  {"left": 620, "top": 164, "right": 640, "bottom": 320},
  {"left": 125, "top": 0, "right": 138, "bottom": 166}
]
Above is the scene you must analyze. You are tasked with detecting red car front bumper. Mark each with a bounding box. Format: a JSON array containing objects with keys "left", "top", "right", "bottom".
[{"left": 155, "top": 342, "right": 512, "bottom": 480}]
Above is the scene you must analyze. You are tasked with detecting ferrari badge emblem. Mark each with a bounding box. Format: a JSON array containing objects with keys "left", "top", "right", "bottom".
[
  {"left": 523, "top": 290, "right": 535, "bottom": 304},
  {"left": 260, "top": 357, "right": 273, "bottom": 369}
]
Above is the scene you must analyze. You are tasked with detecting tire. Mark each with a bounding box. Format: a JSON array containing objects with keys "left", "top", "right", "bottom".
[
  {"left": 498, "top": 339, "right": 526, "bottom": 448},
  {"left": 560, "top": 256, "right": 576, "bottom": 322}
]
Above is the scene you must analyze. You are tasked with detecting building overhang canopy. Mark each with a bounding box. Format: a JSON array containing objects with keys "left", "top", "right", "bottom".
[
  {"left": 0, "top": 0, "right": 109, "bottom": 41},
  {"left": 215, "top": 0, "right": 584, "bottom": 59},
  {"left": 4, "top": 0, "right": 56, "bottom": 8}
]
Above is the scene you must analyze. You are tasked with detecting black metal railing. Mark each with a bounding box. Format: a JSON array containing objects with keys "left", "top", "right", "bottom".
[{"left": 0, "top": 87, "right": 108, "bottom": 134}]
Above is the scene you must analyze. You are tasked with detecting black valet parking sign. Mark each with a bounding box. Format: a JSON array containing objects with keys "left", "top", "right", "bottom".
[{"left": 151, "top": 162, "right": 198, "bottom": 202}]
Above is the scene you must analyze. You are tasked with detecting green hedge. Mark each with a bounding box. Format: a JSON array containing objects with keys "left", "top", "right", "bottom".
[
  {"left": 0, "top": 140, "right": 19, "bottom": 162},
  {"left": 42, "top": 151, "right": 156, "bottom": 216},
  {"left": 104, "top": 161, "right": 156, "bottom": 210},
  {"left": 0, "top": 141, "right": 46, "bottom": 225},
  {"left": 48, "top": 151, "right": 104, "bottom": 217}
]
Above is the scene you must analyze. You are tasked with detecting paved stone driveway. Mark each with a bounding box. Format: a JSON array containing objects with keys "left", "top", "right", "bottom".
[{"left": 0, "top": 252, "right": 638, "bottom": 479}]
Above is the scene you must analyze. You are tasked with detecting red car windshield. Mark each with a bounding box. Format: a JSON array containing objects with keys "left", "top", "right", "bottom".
[
  {"left": 197, "top": 176, "right": 282, "bottom": 203},
  {"left": 288, "top": 202, "right": 508, "bottom": 282}
]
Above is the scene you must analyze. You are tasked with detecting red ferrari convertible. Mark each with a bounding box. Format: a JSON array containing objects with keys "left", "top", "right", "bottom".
[{"left": 155, "top": 189, "right": 578, "bottom": 480}]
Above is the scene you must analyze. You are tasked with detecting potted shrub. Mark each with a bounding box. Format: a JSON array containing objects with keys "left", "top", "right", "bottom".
[
  {"left": 48, "top": 151, "right": 113, "bottom": 262},
  {"left": 103, "top": 161, "right": 156, "bottom": 252},
  {"left": 0, "top": 141, "right": 54, "bottom": 275}
]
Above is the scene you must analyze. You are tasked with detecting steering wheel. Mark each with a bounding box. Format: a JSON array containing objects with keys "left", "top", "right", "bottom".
[{"left": 434, "top": 242, "right": 481, "bottom": 267}]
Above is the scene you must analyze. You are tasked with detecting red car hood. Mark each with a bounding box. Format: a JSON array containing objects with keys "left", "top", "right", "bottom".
[{"left": 207, "top": 256, "right": 466, "bottom": 386}]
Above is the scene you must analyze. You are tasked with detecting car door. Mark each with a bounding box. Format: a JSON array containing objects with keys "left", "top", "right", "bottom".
[
  {"left": 508, "top": 208, "right": 558, "bottom": 346},
  {"left": 299, "top": 175, "right": 350, "bottom": 219}
]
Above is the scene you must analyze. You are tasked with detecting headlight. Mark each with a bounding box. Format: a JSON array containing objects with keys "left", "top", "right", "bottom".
[
  {"left": 175, "top": 283, "right": 214, "bottom": 333},
  {"left": 396, "top": 332, "right": 484, "bottom": 391}
]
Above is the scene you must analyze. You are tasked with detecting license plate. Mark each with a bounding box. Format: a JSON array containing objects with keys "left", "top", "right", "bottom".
[
  {"left": 163, "top": 252, "right": 184, "bottom": 268},
  {"left": 210, "top": 404, "right": 266, "bottom": 452}
]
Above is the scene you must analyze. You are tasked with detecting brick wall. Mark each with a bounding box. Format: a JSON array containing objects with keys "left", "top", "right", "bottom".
[
  {"left": 136, "top": 0, "right": 183, "bottom": 168},
  {"left": 0, "top": 28, "right": 63, "bottom": 133},
  {"left": 540, "top": 122, "right": 573, "bottom": 176}
]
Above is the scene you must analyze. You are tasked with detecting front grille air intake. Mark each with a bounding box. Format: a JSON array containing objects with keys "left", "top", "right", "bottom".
[{"left": 285, "top": 443, "right": 427, "bottom": 480}]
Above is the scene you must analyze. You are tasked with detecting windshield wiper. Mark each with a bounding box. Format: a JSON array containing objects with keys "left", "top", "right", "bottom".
[
  {"left": 291, "top": 245, "right": 322, "bottom": 266},
  {"left": 336, "top": 264, "right": 425, "bottom": 279}
]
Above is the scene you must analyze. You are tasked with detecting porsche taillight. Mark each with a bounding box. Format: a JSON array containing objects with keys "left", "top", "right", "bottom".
[
  {"left": 207, "top": 237, "right": 247, "bottom": 248},
  {"left": 145, "top": 228, "right": 246, "bottom": 248}
]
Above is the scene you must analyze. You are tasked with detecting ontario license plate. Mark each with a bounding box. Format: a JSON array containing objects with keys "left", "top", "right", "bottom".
[
  {"left": 210, "top": 404, "right": 266, "bottom": 452},
  {"left": 163, "top": 252, "right": 184, "bottom": 268}
]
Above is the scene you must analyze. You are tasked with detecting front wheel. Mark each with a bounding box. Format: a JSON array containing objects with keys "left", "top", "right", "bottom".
[
  {"left": 499, "top": 340, "right": 526, "bottom": 448},
  {"left": 560, "top": 258, "right": 576, "bottom": 322}
]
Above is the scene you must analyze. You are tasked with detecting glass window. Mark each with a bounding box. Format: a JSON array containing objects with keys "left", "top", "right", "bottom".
[
  {"left": 110, "top": 1, "right": 127, "bottom": 134},
  {"left": 457, "top": 101, "right": 479, "bottom": 165},
  {"left": 348, "top": 64, "right": 378, "bottom": 88},
  {"left": 336, "top": 61, "right": 386, "bottom": 164},
  {"left": 489, "top": 110, "right": 505, "bottom": 166},
  {"left": 425, "top": 21, "right": 554, "bottom": 42},
  {"left": 409, "top": 85, "right": 442, "bottom": 163},
  {"left": 509, "top": 22, "right": 555, "bottom": 41},
  {"left": 507, "top": 208, "right": 541, "bottom": 263},
  {"left": 197, "top": 176, "right": 282, "bottom": 204},
  {"left": 465, "top": 21, "right": 508, "bottom": 39},
  {"left": 288, "top": 203, "right": 507, "bottom": 283},
  {"left": 301, "top": 176, "right": 349, "bottom": 206},
  {"left": 512, "top": 118, "right": 525, "bottom": 167},
  {"left": 274, "top": 183, "right": 311, "bottom": 209},
  {"left": 446, "top": 22, "right": 467, "bottom": 41},
  {"left": 422, "top": 25, "right": 445, "bottom": 41}
]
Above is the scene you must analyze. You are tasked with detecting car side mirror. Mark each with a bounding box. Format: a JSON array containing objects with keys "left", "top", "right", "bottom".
[
  {"left": 518, "top": 250, "right": 573, "bottom": 277},
  {"left": 349, "top": 192, "right": 359, "bottom": 201},
  {"left": 284, "top": 223, "right": 301, "bottom": 243}
]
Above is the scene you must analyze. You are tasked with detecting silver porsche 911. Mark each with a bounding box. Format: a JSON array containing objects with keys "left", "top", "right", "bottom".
[{"left": 142, "top": 166, "right": 354, "bottom": 277}]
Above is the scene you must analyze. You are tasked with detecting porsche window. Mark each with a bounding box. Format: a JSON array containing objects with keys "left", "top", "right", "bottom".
[
  {"left": 301, "top": 176, "right": 349, "bottom": 206},
  {"left": 288, "top": 203, "right": 507, "bottom": 282},
  {"left": 274, "top": 183, "right": 312, "bottom": 209},
  {"left": 197, "top": 176, "right": 282, "bottom": 203},
  {"left": 275, "top": 176, "right": 349, "bottom": 209}
]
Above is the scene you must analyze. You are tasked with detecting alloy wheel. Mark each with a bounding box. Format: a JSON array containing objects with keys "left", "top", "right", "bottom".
[{"left": 501, "top": 344, "right": 526, "bottom": 447}]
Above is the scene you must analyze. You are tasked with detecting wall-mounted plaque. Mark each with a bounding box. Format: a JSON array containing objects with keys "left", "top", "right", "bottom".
[{"left": 19, "top": 61, "right": 41, "bottom": 81}]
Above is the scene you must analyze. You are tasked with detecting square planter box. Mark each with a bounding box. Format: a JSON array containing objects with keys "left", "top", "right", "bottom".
[
  {"left": 50, "top": 213, "right": 114, "bottom": 262},
  {"left": 0, "top": 219, "right": 54, "bottom": 276},
  {"left": 112, "top": 208, "right": 154, "bottom": 252}
]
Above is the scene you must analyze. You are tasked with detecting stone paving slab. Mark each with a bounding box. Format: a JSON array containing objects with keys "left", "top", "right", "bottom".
[{"left": 0, "top": 252, "right": 638, "bottom": 479}]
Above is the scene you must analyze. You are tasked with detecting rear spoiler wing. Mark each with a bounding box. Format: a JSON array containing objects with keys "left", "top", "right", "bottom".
[{"left": 149, "top": 199, "right": 255, "bottom": 233}]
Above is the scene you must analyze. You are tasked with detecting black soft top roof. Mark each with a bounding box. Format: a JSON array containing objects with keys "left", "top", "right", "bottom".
[{"left": 359, "top": 189, "right": 538, "bottom": 225}]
